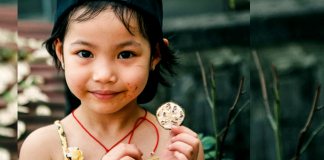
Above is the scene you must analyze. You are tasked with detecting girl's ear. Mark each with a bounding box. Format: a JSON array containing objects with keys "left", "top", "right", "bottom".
[
  {"left": 163, "top": 38, "right": 169, "bottom": 47},
  {"left": 151, "top": 38, "right": 169, "bottom": 70},
  {"left": 54, "top": 38, "right": 64, "bottom": 69}
]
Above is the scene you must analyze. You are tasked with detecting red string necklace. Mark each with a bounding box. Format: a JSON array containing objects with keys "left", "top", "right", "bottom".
[{"left": 72, "top": 108, "right": 159, "bottom": 155}]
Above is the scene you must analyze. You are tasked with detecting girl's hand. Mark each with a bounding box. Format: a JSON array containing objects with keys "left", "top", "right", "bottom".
[
  {"left": 102, "top": 143, "right": 143, "bottom": 160},
  {"left": 160, "top": 125, "right": 204, "bottom": 160}
]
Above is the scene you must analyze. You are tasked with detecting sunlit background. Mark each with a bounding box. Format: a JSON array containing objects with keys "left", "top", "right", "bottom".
[{"left": 0, "top": 0, "right": 17, "bottom": 159}]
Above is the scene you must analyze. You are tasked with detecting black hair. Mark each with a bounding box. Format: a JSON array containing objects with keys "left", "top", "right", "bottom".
[{"left": 44, "top": 0, "right": 178, "bottom": 104}]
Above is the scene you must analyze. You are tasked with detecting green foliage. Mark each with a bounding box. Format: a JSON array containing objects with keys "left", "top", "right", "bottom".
[
  {"left": 18, "top": 50, "right": 30, "bottom": 61},
  {"left": 229, "top": 0, "right": 235, "bottom": 9},
  {"left": 202, "top": 136, "right": 216, "bottom": 150},
  {"left": 19, "top": 80, "right": 29, "bottom": 89},
  {"left": 199, "top": 134, "right": 216, "bottom": 159},
  {"left": 2, "top": 91, "right": 13, "bottom": 102},
  {"left": 0, "top": 48, "right": 15, "bottom": 62},
  {"left": 198, "top": 133, "right": 204, "bottom": 140},
  {"left": 2, "top": 84, "right": 17, "bottom": 103},
  {"left": 19, "top": 75, "right": 44, "bottom": 89},
  {"left": 205, "top": 151, "right": 216, "bottom": 159}
]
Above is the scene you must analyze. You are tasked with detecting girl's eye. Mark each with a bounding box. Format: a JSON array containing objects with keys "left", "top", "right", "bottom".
[
  {"left": 118, "top": 51, "right": 134, "bottom": 59},
  {"left": 77, "top": 51, "right": 94, "bottom": 58}
]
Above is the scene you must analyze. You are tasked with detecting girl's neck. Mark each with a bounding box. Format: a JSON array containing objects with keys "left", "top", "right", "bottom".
[{"left": 74, "top": 99, "right": 144, "bottom": 136}]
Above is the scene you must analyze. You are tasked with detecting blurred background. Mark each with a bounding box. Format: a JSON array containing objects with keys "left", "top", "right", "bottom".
[
  {"left": 250, "top": 0, "right": 324, "bottom": 160},
  {"left": 0, "top": 0, "right": 17, "bottom": 159},
  {"left": 0, "top": 0, "right": 322, "bottom": 160},
  {"left": 16, "top": 0, "right": 250, "bottom": 160}
]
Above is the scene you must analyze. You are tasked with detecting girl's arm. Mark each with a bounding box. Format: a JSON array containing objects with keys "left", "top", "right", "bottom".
[{"left": 19, "top": 125, "right": 58, "bottom": 160}]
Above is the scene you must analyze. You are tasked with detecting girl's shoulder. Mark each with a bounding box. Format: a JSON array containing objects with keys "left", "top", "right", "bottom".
[{"left": 19, "top": 122, "right": 64, "bottom": 160}]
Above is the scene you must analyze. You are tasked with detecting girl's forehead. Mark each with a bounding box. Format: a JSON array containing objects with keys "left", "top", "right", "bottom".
[
  {"left": 70, "top": 6, "right": 139, "bottom": 32},
  {"left": 65, "top": 7, "right": 149, "bottom": 48},
  {"left": 66, "top": 6, "right": 145, "bottom": 39}
]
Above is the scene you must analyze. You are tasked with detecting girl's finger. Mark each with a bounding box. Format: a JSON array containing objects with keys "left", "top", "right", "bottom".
[
  {"left": 168, "top": 141, "right": 194, "bottom": 159},
  {"left": 171, "top": 133, "right": 200, "bottom": 150},
  {"left": 171, "top": 125, "right": 198, "bottom": 138},
  {"left": 174, "top": 151, "right": 188, "bottom": 160},
  {"left": 120, "top": 156, "right": 135, "bottom": 160},
  {"left": 120, "top": 144, "right": 143, "bottom": 160},
  {"left": 103, "top": 143, "right": 143, "bottom": 160}
]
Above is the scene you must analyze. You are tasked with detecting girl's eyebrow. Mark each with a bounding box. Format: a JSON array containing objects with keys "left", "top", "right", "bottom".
[
  {"left": 117, "top": 40, "right": 141, "bottom": 48},
  {"left": 71, "top": 40, "right": 96, "bottom": 48},
  {"left": 70, "top": 40, "right": 141, "bottom": 48}
]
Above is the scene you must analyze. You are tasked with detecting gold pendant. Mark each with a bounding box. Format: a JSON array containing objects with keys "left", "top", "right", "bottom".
[{"left": 156, "top": 101, "right": 185, "bottom": 130}]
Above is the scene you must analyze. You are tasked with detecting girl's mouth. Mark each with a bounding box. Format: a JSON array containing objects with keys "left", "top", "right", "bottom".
[{"left": 90, "top": 90, "right": 122, "bottom": 100}]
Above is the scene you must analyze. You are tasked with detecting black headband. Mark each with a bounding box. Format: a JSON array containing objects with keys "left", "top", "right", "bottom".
[{"left": 52, "top": 0, "right": 163, "bottom": 35}]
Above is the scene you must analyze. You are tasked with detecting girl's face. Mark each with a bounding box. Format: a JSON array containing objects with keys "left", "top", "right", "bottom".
[{"left": 55, "top": 8, "right": 160, "bottom": 114}]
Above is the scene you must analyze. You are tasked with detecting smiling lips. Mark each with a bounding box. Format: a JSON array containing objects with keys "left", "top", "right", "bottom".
[{"left": 90, "top": 90, "right": 121, "bottom": 100}]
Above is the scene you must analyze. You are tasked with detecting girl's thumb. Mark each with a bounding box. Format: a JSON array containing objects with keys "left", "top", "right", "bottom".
[{"left": 159, "top": 126, "right": 177, "bottom": 159}]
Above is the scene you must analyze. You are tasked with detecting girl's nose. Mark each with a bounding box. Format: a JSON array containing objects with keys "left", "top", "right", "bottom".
[{"left": 92, "top": 62, "right": 117, "bottom": 84}]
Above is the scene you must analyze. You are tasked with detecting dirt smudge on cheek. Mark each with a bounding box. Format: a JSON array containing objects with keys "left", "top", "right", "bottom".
[
  {"left": 125, "top": 83, "right": 138, "bottom": 98},
  {"left": 129, "top": 83, "right": 138, "bottom": 92}
]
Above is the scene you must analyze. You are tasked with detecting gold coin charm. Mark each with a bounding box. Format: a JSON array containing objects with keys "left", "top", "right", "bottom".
[{"left": 156, "top": 101, "right": 185, "bottom": 130}]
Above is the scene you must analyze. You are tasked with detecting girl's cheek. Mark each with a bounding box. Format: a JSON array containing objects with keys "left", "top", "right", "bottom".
[
  {"left": 64, "top": 64, "right": 88, "bottom": 99},
  {"left": 124, "top": 67, "right": 149, "bottom": 98}
]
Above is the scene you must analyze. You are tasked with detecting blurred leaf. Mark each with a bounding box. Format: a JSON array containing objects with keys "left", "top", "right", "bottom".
[
  {"left": 229, "top": 0, "right": 235, "bottom": 9},
  {"left": 19, "top": 81, "right": 29, "bottom": 89},
  {"left": 205, "top": 151, "right": 216, "bottom": 159},
  {"left": 201, "top": 136, "right": 216, "bottom": 150},
  {"left": 208, "top": 151, "right": 216, "bottom": 157},
  {"left": 205, "top": 153, "right": 211, "bottom": 159},
  {"left": 0, "top": 49, "right": 14, "bottom": 61},
  {"left": 18, "top": 50, "right": 29, "bottom": 61},
  {"left": 222, "top": 159, "right": 233, "bottom": 160},
  {"left": 3, "top": 91, "right": 13, "bottom": 102},
  {"left": 198, "top": 133, "right": 204, "bottom": 140}
]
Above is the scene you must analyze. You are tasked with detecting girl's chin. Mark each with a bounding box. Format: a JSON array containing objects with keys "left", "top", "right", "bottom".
[
  {"left": 78, "top": 93, "right": 138, "bottom": 113},
  {"left": 89, "top": 105, "right": 125, "bottom": 115},
  {"left": 81, "top": 99, "right": 134, "bottom": 114}
]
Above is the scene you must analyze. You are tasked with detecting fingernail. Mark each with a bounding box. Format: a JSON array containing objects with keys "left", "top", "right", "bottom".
[
  {"left": 171, "top": 137, "right": 176, "bottom": 141},
  {"left": 168, "top": 144, "right": 172, "bottom": 150},
  {"left": 171, "top": 125, "right": 178, "bottom": 130}
]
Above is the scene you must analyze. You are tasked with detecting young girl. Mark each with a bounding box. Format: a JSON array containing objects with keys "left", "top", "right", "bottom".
[{"left": 20, "top": 0, "right": 204, "bottom": 160}]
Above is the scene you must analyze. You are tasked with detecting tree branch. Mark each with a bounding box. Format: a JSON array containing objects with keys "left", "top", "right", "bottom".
[
  {"left": 317, "top": 105, "right": 323, "bottom": 111},
  {"left": 196, "top": 52, "right": 213, "bottom": 108},
  {"left": 252, "top": 50, "right": 276, "bottom": 130},
  {"left": 218, "top": 76, "right": 245, "bottom": 159},
  {"left": 293, "top": 84, "right": 321, "bottom": 160},
  {"left": 209, "top": 61, "right": 219, "bottom": 160},
  {"left": 196, "top": 52, "right": 218, "bottom": 160},
  {"left": 218, "top": 100, "right": 250, "bottom": 136},
  {"left": 300, "top": 120, "right": 324, "bottom": 156},
  {"left": 272, "top": 65, "right": 283, "bottom": 160}
]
